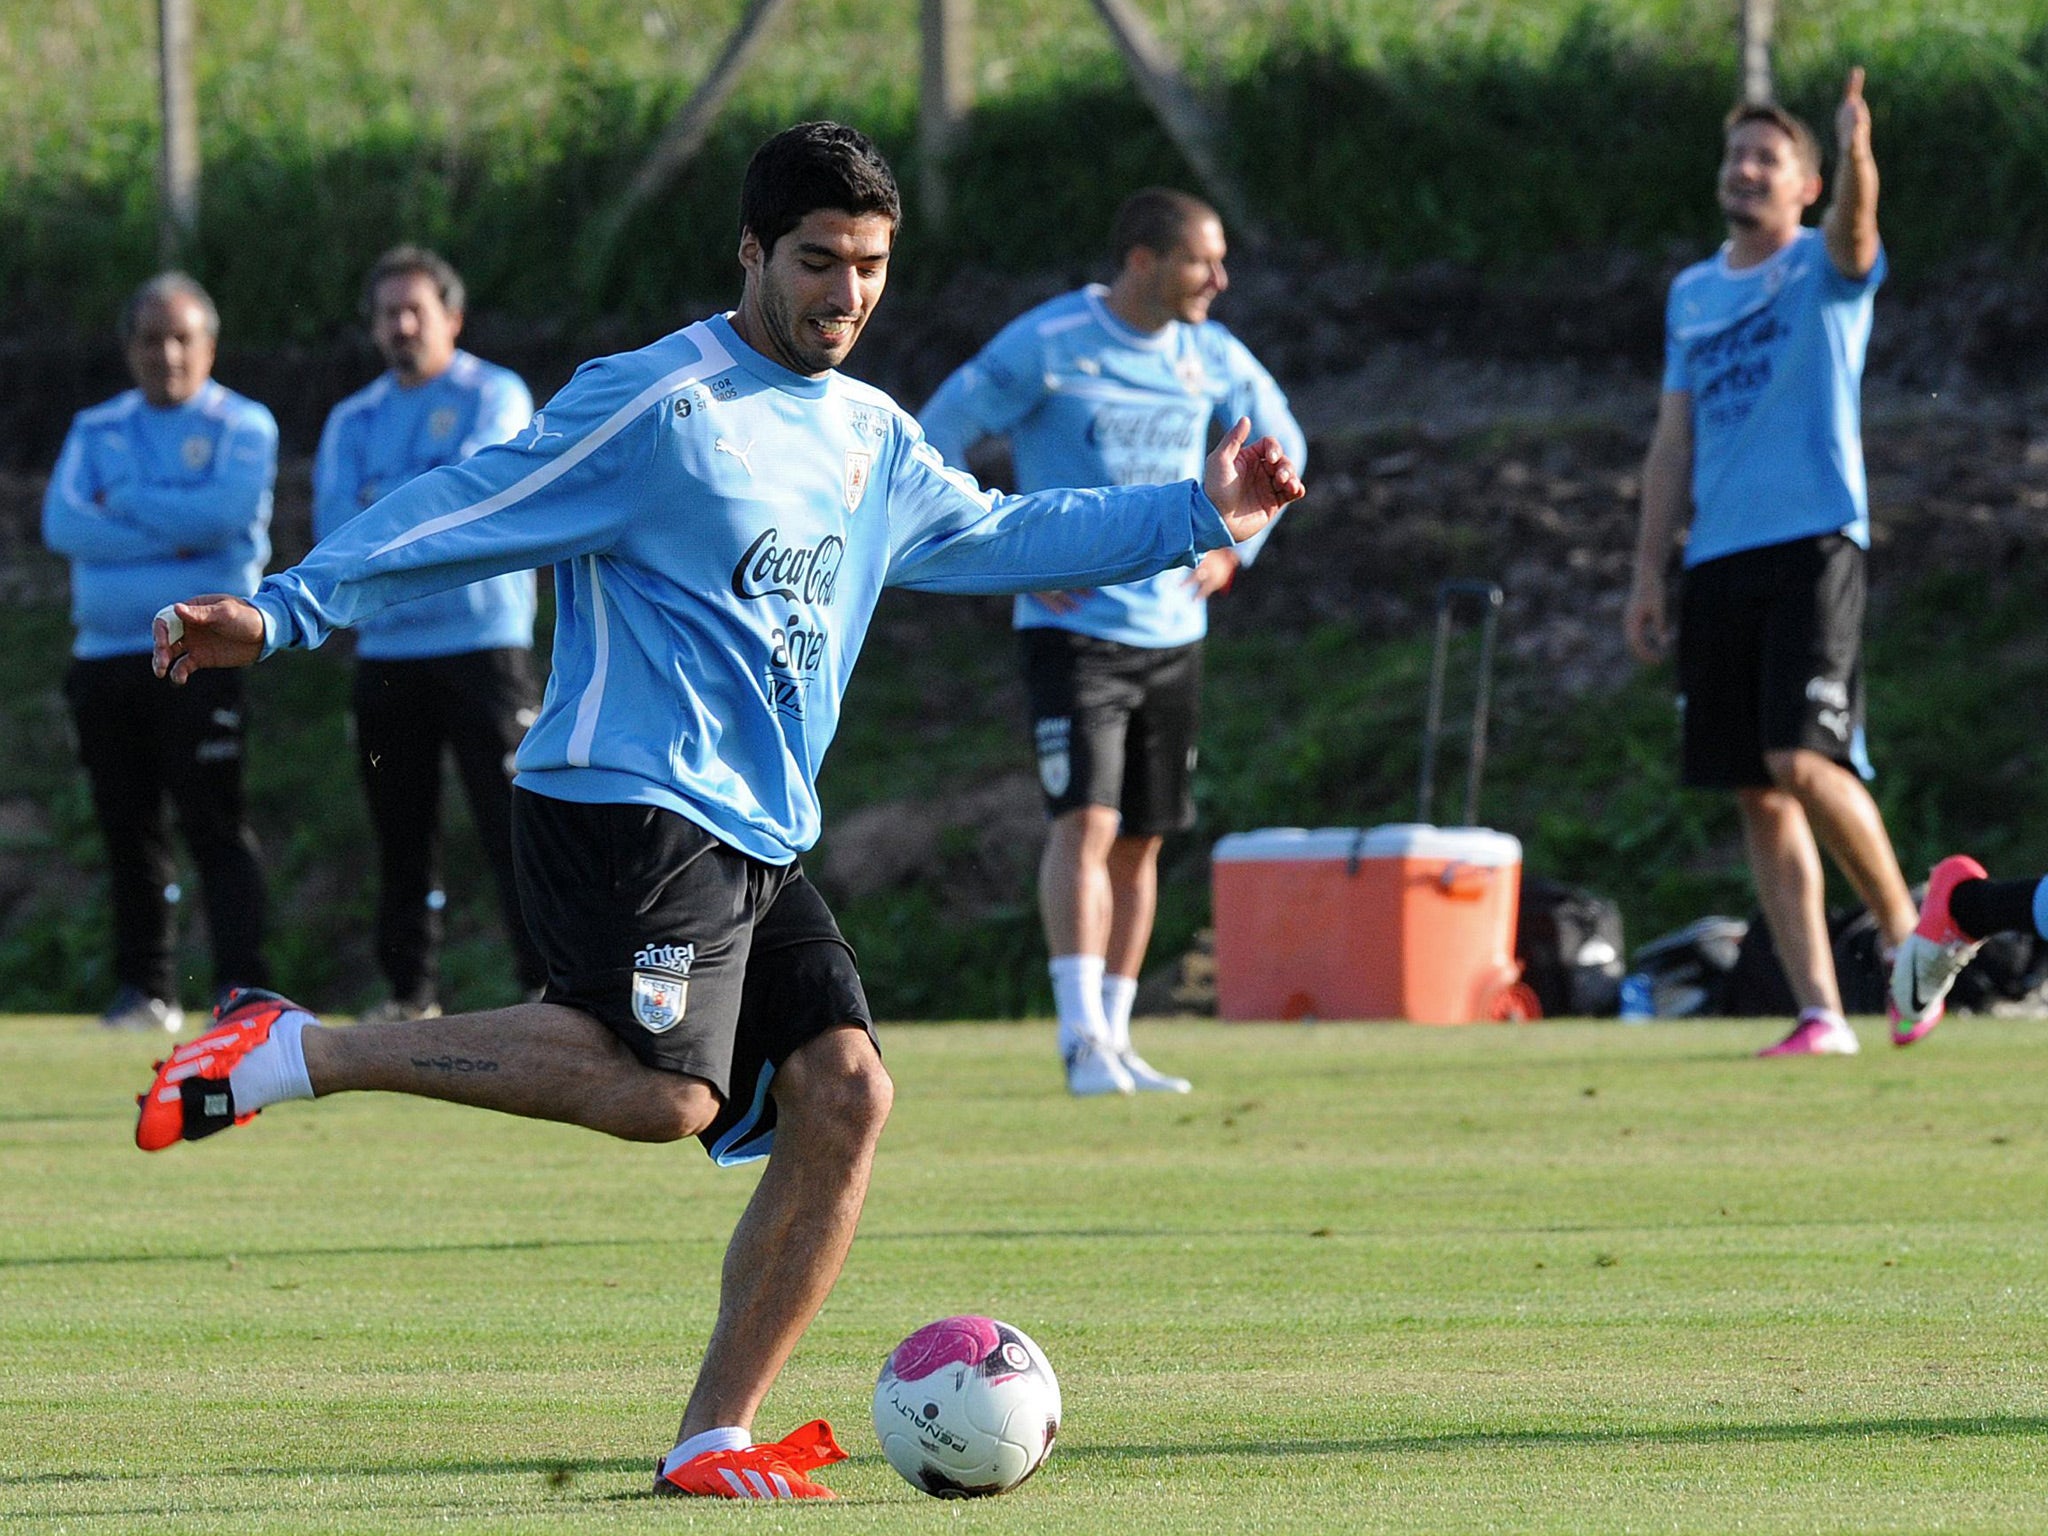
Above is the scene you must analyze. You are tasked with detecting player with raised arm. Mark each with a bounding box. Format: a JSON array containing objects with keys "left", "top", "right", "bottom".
[
  {"left": 920, "top": 189, "right": 1304, "bottom": 1096},
  {"left": 136, "top": 123, "right": 1302, "bottom": 1501},
  {"left": 1625, "top": 70, "right": 1918, "bottom": 1057}
]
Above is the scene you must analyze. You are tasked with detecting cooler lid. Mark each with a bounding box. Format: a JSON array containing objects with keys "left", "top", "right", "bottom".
[{"left": 1212, "top": 824, "right": 1522, "bottom": 866}]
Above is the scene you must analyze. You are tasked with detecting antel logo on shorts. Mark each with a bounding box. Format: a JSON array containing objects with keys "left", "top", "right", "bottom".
[{"left": 636, "top": 942, "right": 695, "bottom": 975}]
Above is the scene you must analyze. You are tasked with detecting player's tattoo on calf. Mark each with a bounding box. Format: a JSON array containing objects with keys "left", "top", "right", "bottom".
[{"left": 410, "top": 1055, "right": 500, "bottom": 1075}]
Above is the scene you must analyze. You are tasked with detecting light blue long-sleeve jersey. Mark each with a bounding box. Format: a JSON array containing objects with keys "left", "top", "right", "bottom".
[
  {"left": 313, "top": 350, "right": 537, "bottom": 659},
  {"left": 42, "top": 382, "right": 276, "bottom": 660},
  {"left": 252, "top": 313, "right": 1235, "bottom": 864},
  {"left": 1663, "top": 227, "right": 1884, "bottom": 568},
  {"left": 918, "top": 284, "right": 1305, "bottom": 648}
]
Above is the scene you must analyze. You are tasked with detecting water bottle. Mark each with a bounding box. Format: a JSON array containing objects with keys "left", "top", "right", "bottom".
[{"left": 1617, "top": 972, "right": 1655, "bottom": 1022}]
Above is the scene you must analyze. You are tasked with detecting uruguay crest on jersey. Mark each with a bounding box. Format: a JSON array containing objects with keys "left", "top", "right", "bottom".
[{"left": 844, "top": 448, "right": 872, "bottom": 512}]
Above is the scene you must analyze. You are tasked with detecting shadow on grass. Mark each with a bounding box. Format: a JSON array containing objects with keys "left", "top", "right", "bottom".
[
  {"left": 1059, "top": 1414, "right": 2048, "bottom": 1460},
  {"left": 4, "top": 1454, "right": 646, "bottom": 1489},
  {"left": 9, "top": 1415, "right": 2047, "bottom": 1500},
  {"left": 1, "top": 1211, "right": 1997, "bottom": 1271}
]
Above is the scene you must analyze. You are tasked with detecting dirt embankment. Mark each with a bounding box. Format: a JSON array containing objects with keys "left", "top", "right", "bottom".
[
  {"left": 8, "top": 244, "right": 2046, "bottom": 609},
  {"left": 8, "top": 251, "right": 2048, "bottom": 773},
  {"left": 5, "top": 250, "right": 2047, "bottom": 1013}
]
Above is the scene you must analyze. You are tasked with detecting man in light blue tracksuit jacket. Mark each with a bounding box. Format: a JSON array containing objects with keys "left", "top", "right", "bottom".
[
  {"left": 921, "top": 188, "right": 1305, "bottom": 1097},
  {"left": 136, "top": 124, "right": 1302, "bottom": 1498},
  {"left": 314, "top": 245, "right": 545, "bottom": 1020},
  {"left": 43, "top": 273, "right": 276, "bottom": 1033}
]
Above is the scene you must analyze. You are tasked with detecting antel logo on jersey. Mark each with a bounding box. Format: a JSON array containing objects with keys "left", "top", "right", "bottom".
[{"left": 732, "top": 530, "right": 845, "bottom": 605}]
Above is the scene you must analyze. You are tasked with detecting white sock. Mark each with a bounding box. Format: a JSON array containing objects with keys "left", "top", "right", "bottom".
[
  {"left": 1101, "top": 973, "right": 1139, "bottom": 1055},
  {"left": 1797, "top": 1006, "right": 1848, "bottom": 1032},
  {"left": 1049, "top": 954, "right": 1108, "bottom": 1059},
  {"left": 226, "top": 1011, "right": 318, "bottom": 1111},
  {"left": 661, "top": 1426, "right": 750, "bottom": 1472}
]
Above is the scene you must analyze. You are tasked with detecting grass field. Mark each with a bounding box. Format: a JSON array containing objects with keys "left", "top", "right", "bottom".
[{"left": 7, "top": 1011, "right": 2048, "bottom": 1531}]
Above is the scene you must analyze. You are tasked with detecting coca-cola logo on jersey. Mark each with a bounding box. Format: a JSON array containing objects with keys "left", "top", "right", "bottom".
[
  {"left": 1085, "top": 406, "right": 1201, "bottom": 453},
  {"left": 732, "top": 530, "right": 845, "bottom": 605}
]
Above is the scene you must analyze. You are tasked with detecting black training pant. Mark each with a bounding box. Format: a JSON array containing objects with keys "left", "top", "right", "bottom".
[
  {"left": 64, "top": 654, "right": 270, "bottom": 1001},
  {"left": 352, "top": 648, "right": 545, "bottom": 1004}
]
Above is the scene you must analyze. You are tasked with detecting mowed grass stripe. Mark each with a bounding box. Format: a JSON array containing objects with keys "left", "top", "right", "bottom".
[{"left": 4, "top": 1013, "right": 2047, "bottom": 1532}]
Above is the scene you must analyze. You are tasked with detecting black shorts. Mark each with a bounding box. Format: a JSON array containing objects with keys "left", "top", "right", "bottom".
[
  {"left": 1018, "top": 628, "right": 1201, "bottom": 835},
  {"left": 510, "top": 789, "right": 875, "bottom": 1165},
  {"left": 1676, "top": 534, "right": 1869, "bottom": 790}
]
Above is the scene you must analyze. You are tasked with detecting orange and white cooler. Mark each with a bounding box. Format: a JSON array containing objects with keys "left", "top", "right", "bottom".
[{"left": 1211, "top": 824, "right": 1526, "bottom": 1024}]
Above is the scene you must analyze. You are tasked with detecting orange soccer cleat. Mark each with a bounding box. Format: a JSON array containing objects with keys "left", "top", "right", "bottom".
[
  {"left": 134, "top": 988, "right": 302, "bottom": 1151},
  {"left": 653, "top": 1420, "right": 848, "bottom": 1500}
]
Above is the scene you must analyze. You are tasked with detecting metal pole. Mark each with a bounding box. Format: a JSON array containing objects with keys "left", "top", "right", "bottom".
[
  {"left": 1087, "top": 0, "right": 1261, "bottom": 244},
  {"left": 1740, "top": 0, "right": 1776, "bottom": 104},
  {"left": 920, "top": 0, "right": 975, "bottom": 227},
  {"left": 580, "top": 0, "right": 797, "bottom": 291},
  {"left": 158, "top": 0, "right": 200, "bottom": 263}
]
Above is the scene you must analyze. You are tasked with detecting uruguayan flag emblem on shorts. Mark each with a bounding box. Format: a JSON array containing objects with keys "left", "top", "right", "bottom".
[{"left": 631, "top": 969, "right": 689, "bottom": 1033}]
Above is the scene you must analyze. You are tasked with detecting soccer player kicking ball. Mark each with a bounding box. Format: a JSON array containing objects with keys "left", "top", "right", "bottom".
[{"left": 136, "top": 122, "right": 1303, "bottom": 1501}]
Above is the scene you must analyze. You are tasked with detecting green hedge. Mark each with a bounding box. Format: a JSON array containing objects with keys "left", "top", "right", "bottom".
[{"left": 6, "top": 10, "right": 2048, "bottom": 343}]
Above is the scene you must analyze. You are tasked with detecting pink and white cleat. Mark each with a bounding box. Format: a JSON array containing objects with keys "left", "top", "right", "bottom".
[
  {"left": 1889, "top": 854, "right": 1989, "bottom": 1047},
  {"left": 1756, "top": 1007, "right": 1860, "bottom": 1058}
]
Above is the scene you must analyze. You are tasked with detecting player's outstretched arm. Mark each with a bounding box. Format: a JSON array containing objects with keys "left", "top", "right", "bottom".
[
  {"left": 153, "top": 596, "right": 266, "bottom": 685},
  {"left": 1203, "top": 417, "right": 1305, "bottom": 544},
  {"left": 1824, "top": 66, "right": 1880, "bottom": 279}
]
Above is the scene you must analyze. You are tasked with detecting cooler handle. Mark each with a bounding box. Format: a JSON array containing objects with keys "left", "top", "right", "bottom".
[
  {"left": 1436, "top": 861, "right": 1491, "bottom": 900},
  {"left": 1418, "top": 579, "right": 1504, "bottom": 828}
]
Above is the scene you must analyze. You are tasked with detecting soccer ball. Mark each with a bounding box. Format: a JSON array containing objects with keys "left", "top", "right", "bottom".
[{"left": 872, "top": 1315, "right": 1061, "bottom": 1498}]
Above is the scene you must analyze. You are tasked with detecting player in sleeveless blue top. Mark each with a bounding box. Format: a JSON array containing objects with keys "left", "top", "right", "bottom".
[
  {"left": 921, "top": 190, "right": 1305, "bottom": 1096},
  {"left": 1625, "top": 72, "right": 1918, "bottom": 1059},
  {"left": 42, "top": 273, "right": 277, "bottom": 1034},
  {"left": 313, "top": 247, "right": 545, "bottom": 1020},
  {"left": 137, "top": 124, "right": 1303, "bottom": 1498}
]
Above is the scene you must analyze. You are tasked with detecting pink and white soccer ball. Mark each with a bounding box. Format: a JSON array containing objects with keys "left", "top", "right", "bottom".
[{"left": 872, "top": 1315, "right": 1062, "bottom": 1497}]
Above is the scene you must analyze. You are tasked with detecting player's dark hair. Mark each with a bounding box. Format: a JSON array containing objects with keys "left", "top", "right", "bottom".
[
  {"left": 119, "top": 271, "right": 219, "bottom": 342},
  {"left": 739, "top": 121, "right": 901, "bottom": 256},
  {"left": 362, "top": 244, "right": 466, "bottom": 319},
  {"left": 1723, "top": 101, "right": 1822, "bottom": 177},
  {"left": 1110, "top": 188, "right": 1216, "bottom": 265}
]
